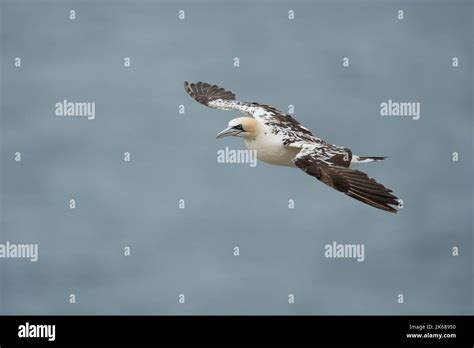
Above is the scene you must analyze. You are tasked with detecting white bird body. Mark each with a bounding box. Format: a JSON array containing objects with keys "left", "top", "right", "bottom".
[
  {"left": 185, "top": 81, "right": 400, "bottom": 213},
  {"left": 244, "top": 122, "right": 300, "bottom": 167}
]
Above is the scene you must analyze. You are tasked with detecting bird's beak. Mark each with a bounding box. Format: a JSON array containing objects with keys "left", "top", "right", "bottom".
[{"left": 216, "top": 126, "right": 240, "bottom": 139}]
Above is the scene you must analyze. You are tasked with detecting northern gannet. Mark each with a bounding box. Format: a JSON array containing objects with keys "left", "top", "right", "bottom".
[{"left": 184, "top": 81, "right": 400, "bottom": 213}]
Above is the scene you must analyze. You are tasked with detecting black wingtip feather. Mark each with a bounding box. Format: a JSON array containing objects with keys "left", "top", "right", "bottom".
[
  {"left": 294, "top": 155, "right": 400, "bottom": 213},
  {"left": 347, "top": 190, "right": 399, "bottom": 213},
  {"left": 184, "top": 81, "right": 236, "bottom": 106}
]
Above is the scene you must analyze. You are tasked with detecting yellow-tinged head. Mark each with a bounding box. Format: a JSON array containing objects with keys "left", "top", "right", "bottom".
[{"left": 216, "top": 117, "right": 257, "bottom": 140}]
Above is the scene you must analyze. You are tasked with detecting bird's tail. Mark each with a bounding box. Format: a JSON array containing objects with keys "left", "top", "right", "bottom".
[{"left": 351, "top": 155, "right": 387, "bottom": 164}]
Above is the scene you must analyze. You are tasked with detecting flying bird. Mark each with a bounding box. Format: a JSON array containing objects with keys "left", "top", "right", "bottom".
[{"left": 184, "top": 81, "right": 400, "bottom": 213}]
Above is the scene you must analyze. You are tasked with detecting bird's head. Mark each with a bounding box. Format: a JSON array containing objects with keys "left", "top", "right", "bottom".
[{"left": 216, "top": 117, "right": 257, "bottom": 140}]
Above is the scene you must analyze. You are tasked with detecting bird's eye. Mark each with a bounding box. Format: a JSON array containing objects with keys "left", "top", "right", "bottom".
[{"left": 233, "top": 124, "right": 244, "bottom": 131}]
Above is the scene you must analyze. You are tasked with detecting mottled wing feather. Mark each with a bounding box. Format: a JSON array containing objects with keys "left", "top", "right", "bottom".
[
  {"left": 295, "top": 143, "right": 353, "bottom": 167},
  {"left": 293, "top": 149, "right": 399, "bottom": 213},
  {"left": 184, "top": 81, "right": 236, "bottom": 105},
  {"left": 184, "top": 81, "right": 322, "bottom": 147}
]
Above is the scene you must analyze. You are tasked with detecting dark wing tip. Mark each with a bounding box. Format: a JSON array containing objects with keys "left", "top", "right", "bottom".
[
  {"left": 184, "top": 81, "right": 236, "bottom": 106},
  {"left": 294, "top": 155, "right": 400, "bottom": 213},
  {"left": 340, "top": 168, "right": 400, "bottom": 213},
  {"left": 346, "top": 190, "right": 399, "bottom": 213}
]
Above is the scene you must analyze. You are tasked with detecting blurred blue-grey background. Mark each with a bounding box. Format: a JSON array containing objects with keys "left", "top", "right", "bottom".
[{"left": 0, "top": 0, "right": 472, "bottom": 314}]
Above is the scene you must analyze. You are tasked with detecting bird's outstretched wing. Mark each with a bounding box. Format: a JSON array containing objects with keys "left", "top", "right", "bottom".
[
  {"left": 184, "top": 81, "right": 319, "bottom": 146},
  {"left": 293, "top": 148, "right": 399, "bottom": 213}
]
